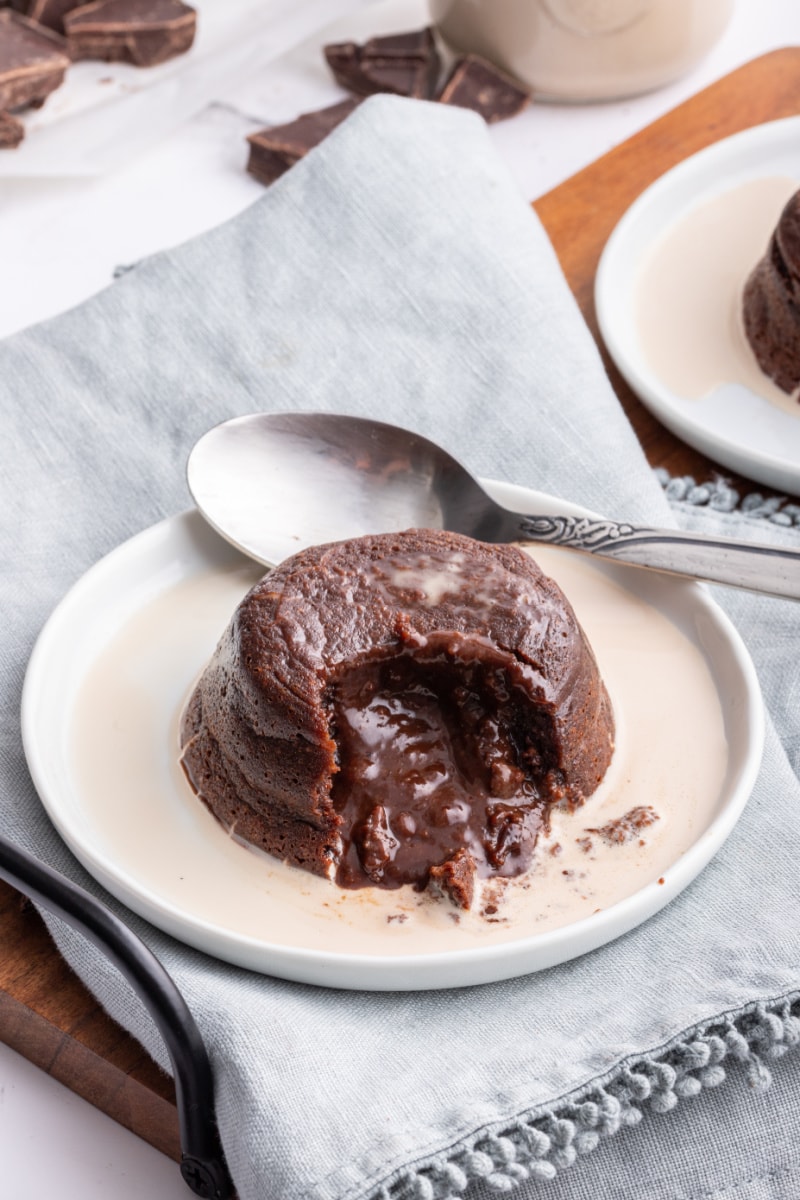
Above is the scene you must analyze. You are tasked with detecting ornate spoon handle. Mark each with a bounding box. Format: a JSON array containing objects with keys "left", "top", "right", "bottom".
[{"left": 516, "top": 515, "right": 800, "bottom": 600}]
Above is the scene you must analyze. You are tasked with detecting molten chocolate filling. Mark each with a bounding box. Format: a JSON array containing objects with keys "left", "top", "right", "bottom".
[{"left": 329, "top": 636, "right": 563, "bottom": 895}]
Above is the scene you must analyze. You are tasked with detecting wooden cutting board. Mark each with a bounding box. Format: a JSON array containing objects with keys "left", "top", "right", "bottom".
[
  {"left": 535, "top": 46, "right": 800, "bottom": 496},
  {"left": 1, "top": 47, "right": 798, "bottom": 1166}
]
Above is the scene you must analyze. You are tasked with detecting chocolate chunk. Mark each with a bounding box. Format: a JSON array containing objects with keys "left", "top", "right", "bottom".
[
  {"left": 246, "top": 98, "right": 360, "bottom": 187},
  {"left": 0, "top": 108, "right": 25, "bottom": 147},
  {"left": 358, "top": 56, "right": 435, "bottom": 100},
  {"left": 64, "top": 0, "right": 197, "bottom": 67},
  {"left": 323, "top": 41, "right": 363, "bottom": 92},
  {"left": 743, "top": 192, "right": 800, "bottom": 395},
  {"left": 355, "top": 805, "right": 399, "bottom": 883},
  {"left": 25, "top": 0, "right": 83, "bottom": 33},
  {"left": 323, "top": 26, "right": 440, "bottom": 100},
  {"left": 428, "top": 848, "right": 476, "bottom": 910},
  {"left": 439, "top": 54, "right": 531, "bottom": 123},
  {"left": 0, "top": 10, "right": 69, "bottom": 111},
  {"left": 361, "top": 28, "right": 437, "bottom": 61}
]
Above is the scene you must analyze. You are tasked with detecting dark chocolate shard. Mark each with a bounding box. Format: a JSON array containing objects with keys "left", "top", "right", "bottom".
[
  {"left": 439, "top": 54, "right": 531, "bottom": 123},
  {"left": 355, "top": 805, "right": 399, "bottom": 884},
  {"left": 0, "top": 108, "right": 25, "bottom": 147},
  {"left": 323, "top": 26, "right": 440, "bottom": 100},
  {"left": 428, "top": 848, "right": 476, "bottom": 910},
  {"left": 64, "top": 0, "right": 197, "bottom": 67},
  {"left": 361, "top": 27, "right": 436, "bottom": 61},
  {"left": 323, "top": 40, "right": 362, "bottom": 92},
  {"left": 26, "top": 0, "right": 83, "bottom": 33},
  {"left": 585, "top": 805, "right": 660, "bottom": 846},
  {"left": 0, "top": 10, "right": 69, "bottom": 111},
  {"left": 246, "top": 98, "right": 360, "bottom": 188},
  {"left": 358, "top": 55, "right": 436, "bottom": 100}
]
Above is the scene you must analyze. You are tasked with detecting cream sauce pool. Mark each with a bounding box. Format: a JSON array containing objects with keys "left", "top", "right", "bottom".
[
  {"left": 635, "top": 174, "right": 800, "bottom": 413},
  {"left": 70, "top": 547, "right": 728, "bottom": 955}
]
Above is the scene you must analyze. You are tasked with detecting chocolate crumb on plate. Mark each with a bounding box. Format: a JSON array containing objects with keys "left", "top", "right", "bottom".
[
  {"left": 439, "top": 54, "right": 531, "bottom": 123},
  {"left": 246, "top": 98, "right": 360, "bottom": 187},
  {"left": 585, "top": 805, "right": 660, "bottom": 845},
  {"left": 0, "top": 108, "right": 25, "bottom": 146},
  {"left": 428, "top": 847, "right": 476, "bottom": 911},
  {"left": 64, "top": 0, "right": 197, "bottom": 68},
  {"left": 0, "top": 10, "right": 69, "bottom": 111},
  {"left": 324, "top": 26, "right": 440, "bottom": 99}
]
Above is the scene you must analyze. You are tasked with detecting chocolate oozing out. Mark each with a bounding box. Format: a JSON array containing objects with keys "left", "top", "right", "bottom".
[
  {"left": 180, "top": 531, "right": 614, "bottom": 910},
  {"left": 324, "top": 27, "right": 440, "bottom": 100},
  {"left": 438, "top": 54, "right": 531, "bottom": 123},
  {"left": 331, "top": 635, "right": 557, "bottom": 893},
  {"left": 0, "top": 10, "right": 69, "bottom": 111},
  {"left": 246, "top": 98, "right": 361, "bottom": 187},
  {"left": 0, "top": 108, "right": 25, "bottom": 146},
  {"left": 64, "top": 0, "right": 197, "bottom": 67},
  {"left": 742, "top": 190, "right": 800, "bottom": 396}
]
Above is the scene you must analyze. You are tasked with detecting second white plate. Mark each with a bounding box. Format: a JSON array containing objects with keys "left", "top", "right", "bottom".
[{"left": 596, "top": 116, "right": 800, "bottom": 494}]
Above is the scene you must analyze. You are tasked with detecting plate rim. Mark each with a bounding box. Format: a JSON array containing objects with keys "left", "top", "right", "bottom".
[
  {"left": 21, "top": 488, "right": 765, "bottom": 990},
  {"left": 595, "top": 114, "right": 800, "bottom": 492}
]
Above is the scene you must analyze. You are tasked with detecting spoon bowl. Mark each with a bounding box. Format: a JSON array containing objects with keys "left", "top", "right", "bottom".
[{"left": 187, "top": 412, "right": 800, "bottom": 599}]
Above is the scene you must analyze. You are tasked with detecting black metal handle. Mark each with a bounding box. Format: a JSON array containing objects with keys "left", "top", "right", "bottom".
[{"left": 0, "top": 834, "right": 233, "bottom": 1199}]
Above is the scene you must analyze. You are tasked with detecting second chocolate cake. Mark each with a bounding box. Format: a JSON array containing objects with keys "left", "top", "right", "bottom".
[
  {"left": 180, "top": 529, "right": 614, "bottom": 909},
  {"left": 742, "top": 189, "right": 800, "bottom": 396}
]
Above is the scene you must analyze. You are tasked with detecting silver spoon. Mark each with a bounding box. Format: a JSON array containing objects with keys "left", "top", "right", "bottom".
[{"left": 187, "top": 411, "right": 800, "bottom": 599}]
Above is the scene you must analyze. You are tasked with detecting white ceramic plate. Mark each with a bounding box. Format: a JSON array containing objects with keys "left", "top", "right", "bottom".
[
  {"left": 596, "top": 116, "right": 800, "bottom": 494},
  {"left": 21, "top": 485, "right": 763, "bottom": 991}
]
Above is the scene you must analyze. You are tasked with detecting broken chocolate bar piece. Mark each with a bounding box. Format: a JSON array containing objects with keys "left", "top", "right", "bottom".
[
  {"left": 246, "top": 98, "right": 360, "bottom": 188},
  {"left": 0, "top": 10, "right": 69, "bottom": 112},
  {"left": 64, "top": 0, "right": 197, "bottom": 67},
  {"left": 439, "top": 54, "right": 531, "bottom": 123},
  {"left": 0, "top": 109, "right": 25, "bottom": 147},
  {"left": 26, "top": 0, "right": 83, "bottom": 34},
  {"left": 357, "top": 56, "right": 436, "bottom": 100},
  {"left": 361, "top": 27, "right": 437, "bottom": 61},
  {"left": 324, "top": 26, "right": 440, "bottom": 100}
]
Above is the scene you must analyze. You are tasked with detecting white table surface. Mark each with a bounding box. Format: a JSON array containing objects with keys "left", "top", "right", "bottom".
[{"left": 1, "top": 0, "right": 798, "bottom": 1195}]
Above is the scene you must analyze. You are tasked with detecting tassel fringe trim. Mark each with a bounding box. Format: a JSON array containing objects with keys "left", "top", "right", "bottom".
[
  {"left": 655, "top": 468, "right": 800, "bottom": 526},
  {"left": 368, "top": 998, "right": 800, "bottom": 1198}
]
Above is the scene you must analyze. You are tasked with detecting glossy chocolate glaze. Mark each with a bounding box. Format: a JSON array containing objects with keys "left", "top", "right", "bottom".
[{"left": 332, "top": 639, "right": 554, "bottom": 892}]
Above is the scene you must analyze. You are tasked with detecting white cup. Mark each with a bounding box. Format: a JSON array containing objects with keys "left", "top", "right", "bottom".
[{"left": 429, "top": 0, "right": 735, "bottom": 102}]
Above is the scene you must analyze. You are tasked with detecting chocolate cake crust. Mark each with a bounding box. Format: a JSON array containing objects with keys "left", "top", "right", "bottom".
[{"left": 180, "top": 530, "right": 614, "bottom": 906}]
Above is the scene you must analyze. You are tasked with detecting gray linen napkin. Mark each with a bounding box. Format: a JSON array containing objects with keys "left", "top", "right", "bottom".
[{"left": 3, "top": 95, "right": 800, "bottom": 1200}]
